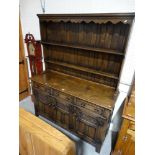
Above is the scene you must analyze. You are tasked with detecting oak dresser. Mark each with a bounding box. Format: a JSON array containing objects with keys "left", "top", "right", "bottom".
[{"left": 31, "top": 13, "right": 135, "bottom": 152}]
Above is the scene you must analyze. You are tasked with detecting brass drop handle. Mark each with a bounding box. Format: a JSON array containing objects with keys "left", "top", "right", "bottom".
[
  {"left": 117, "top": 150, "right": 122, "bottom": 155},
  {"left": 127, "top": 129, "right": 135, "bottom": 141},
  {"left": 66, "top": 97, "right": 72, "bottom": 102},
  {"left": 81, "top": 102, "right": 85, "bottom": 107},
  {"left": 122, "top": 135, "right": 128, "bottom": 142},
  {"left": 54, "top": 91, "right": 59, "bottom": 96},
  {"left": 52, "top": 102, "right": 57, "bottom": 109}
]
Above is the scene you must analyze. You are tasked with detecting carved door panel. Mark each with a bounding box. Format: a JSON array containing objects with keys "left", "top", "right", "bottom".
[
  {"left": 33, "top": 89, "right": 57, "bottom": 121},
  {"left": 56, "top": 99, "right": 69, "bottom": 128},
  {"left": 75, "top": 118, "right": 97, "bottom": 142},
  {"left": 44, "top": 97, "right": 57, "bottom": 121},
  {"left": 37, "top": 91, "right": 51, "bottom": 115},
  {"left": 74, "top": 107, "right": 102, "bottom": 142},
  {"left": 55, "top": 107, "right": 69, "bottom": 129},
  {"left": 38, "top": 100, "right": 44, "bottom": 114},
  {"left": 32, "top": 88, "right": 40, "bottom": 116}
]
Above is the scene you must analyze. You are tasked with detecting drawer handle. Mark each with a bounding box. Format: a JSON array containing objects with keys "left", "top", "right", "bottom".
[
  {"left": 80, "top": 102, "right": 86, "bottom": 107},
  {"left": 94, "top": 108, "right": 104, "bottom": 115},
  {"left": 54, "top": 91, "right": 59, "bottom": 96},
  {"left": 122, "top": 135, "right": 128, "bottom": 142},
  {"left": 66, "top": 97, "right": 72, "bottom": 102},
  {"left": 117, "top": 150, "right": 122, "bottom": 155},
  {"left": 96, "top": 117, "right": 104, "bottom": 126},
  {"left": 127, "top": 129, "right": 135, "bottom": 141},
  {"left": 53, "top": 104, "right": 57, "bottom": 109},
  {"left": 48, "top": 102, "right": 56, "bottom": 109},
  {"left": 34, "top": 84, "right": 39, "bottom": 88},
  {"left": 69, "top": 105, "right": 75, "bottom": 114},
  {"left": 45, "top": 88, "right": 50, "bottom": 93}
]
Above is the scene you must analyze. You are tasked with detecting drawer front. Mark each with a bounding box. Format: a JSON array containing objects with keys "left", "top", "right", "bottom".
[
  {"left": 36, "top": 93, "right": 70, "bottom": 127},
  {"left": 77, "top": 109, "right": 106, "bottom": 127},
  {"left": 38, "top": 91, "right": 70, "bottom": 113},
  {"left": 32, "top": 82, "right": 52, "bottom": 95},
  {"left": 69, "top": 105, "right": 106, "bottom": 128},
  {"left": 53, "top": 89, "right": 74, "bottom": 103},
  {"left": 32, "top": 82, "right": 111, "bottom": 119},
  {"left": 78, "top": 112, "right": 105, "bottom": 127},
  {"left": 75, "top": 98, "right": 111, "bottom": 119},
  {"left": 38, "top": 92, "right": 51, "bottom": 105},
  {"left": 56, "top": 98, "right": 70, "bottom": 112}
]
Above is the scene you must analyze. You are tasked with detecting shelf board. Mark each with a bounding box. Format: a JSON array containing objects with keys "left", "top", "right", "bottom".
[
  {"left": 45, "top": 59, "right": 119, "bottom": 80},
  {"left": 41, "top": 41, "right": 124, "bottom": 56}
]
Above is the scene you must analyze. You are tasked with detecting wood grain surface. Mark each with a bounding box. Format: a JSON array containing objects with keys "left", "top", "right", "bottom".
[
  {"left": 31, "top": 70, "right": 115, "bottom": 110},
  {"left": 19, "top": 108, "right": 75, "bottom": 155},
  {"left": 33, "top": 13, "right": 135, "bottom": 153}
]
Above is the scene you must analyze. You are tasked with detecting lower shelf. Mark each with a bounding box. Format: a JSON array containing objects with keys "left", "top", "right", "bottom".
[{"left": 45, "top": 59, "right": 119, "bottom": 80}]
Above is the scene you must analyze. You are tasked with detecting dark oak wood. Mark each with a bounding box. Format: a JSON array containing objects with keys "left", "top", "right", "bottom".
[
  {"left": 41, "top": 41, "right": 125, "bottom": 56},
  {"left": 37, "top": 13, "right": 135, "bottom": 24},
  {"left": 32, "top": 13, "right": 135, "bottom": 153},
  {"left": 45, "top": 59, "right": 119, "bottom": 80},
  {"left": 32, "top": 71, "right": 115, "bottom": 109}
]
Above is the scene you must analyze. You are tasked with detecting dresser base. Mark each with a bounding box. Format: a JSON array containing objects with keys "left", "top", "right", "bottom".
[{"left": 32, "top": 71, "right": 114, "bottom": 153}]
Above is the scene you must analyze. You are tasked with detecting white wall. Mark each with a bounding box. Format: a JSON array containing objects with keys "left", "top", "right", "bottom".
[
  {"left": 20, "top": 0, "right": 135, "bottom": 40},
  {"left": 20, "top": 0, "right": 135, "bottom": 119}
]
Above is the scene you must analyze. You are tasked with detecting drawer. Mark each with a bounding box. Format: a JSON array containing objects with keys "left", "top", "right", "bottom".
[
  {"left": 80, "top": 113, "right": 105, "bottom": 127},
  {"left": 73, "top": 105, "right": 106, "bottom": 127},
  {"left": 32, "top": 82, "right": 52, "bottom": 95},
  {"left": 53, "top": 89, "right": 74, "bottom": 103},
  {"left": 56, "top": 99, "right": 70, "bottom": 112},
  {"left": 38, "top": 92, "right": 51, "bottom": 104},
  {"left": 75, "top": 98, "right": 111, "bottom": 118},
  {"left": 38, "top": 92, "right": 70, "bottom": 113}
]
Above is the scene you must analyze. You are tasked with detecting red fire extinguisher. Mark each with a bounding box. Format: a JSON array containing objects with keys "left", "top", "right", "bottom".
[{"left": 25, "top": 33, "right": 43, "bottom": 76}]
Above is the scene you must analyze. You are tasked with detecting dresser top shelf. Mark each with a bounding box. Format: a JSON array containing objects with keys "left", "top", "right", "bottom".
[
  {"left": 37, "top": 13, "right": 134, "bottom": 24},
  {"left": 31, "top": 71, "right": 116, "bottom": 110}
]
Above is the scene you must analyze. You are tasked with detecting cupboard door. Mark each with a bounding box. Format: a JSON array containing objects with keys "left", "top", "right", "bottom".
[
  {"left": 55, "top": 107, "right": 69, "bottom": 129},
  {"left": 74, "top": 106, "right": 106, "bottom": 143},
  {"left": 75, "top": 118, "right": 97, "bottom": 143},
  {"left": 113, "top": 119, "right": 135, "bottom": 155},
  {"left": 19, "top": 17, "right": 29, "bottom": 101}
]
